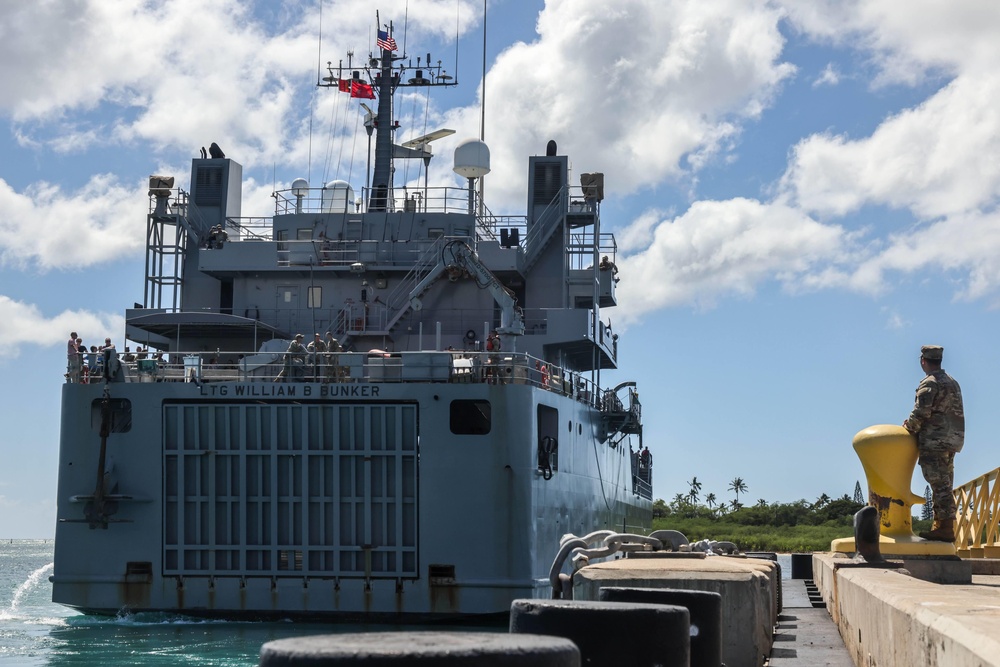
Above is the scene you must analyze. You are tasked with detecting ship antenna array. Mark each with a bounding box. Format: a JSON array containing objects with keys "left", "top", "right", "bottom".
[
  {"left": 318, "top": 49, "right": 459, "bottom": 92},
  {"left": 317, "top": 18, "right": 459, "bottom": 211}
]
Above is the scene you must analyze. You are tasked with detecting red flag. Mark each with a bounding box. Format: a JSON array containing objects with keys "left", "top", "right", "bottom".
[
  {"left": 350, "top": 80, "right": 375, "bottom": 99},
  {"left": 338, "top": 79, "right": 350, "bottom": 93}
]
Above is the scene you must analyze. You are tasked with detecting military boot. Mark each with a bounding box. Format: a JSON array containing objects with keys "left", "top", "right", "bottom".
[{"left": 918, "top": 519, "right": 955, "bottom": 542}]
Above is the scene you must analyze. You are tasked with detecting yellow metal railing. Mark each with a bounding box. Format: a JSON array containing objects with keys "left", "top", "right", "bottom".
[{"left": 953, "top": 466, "right": 1000, "bottom": 557}]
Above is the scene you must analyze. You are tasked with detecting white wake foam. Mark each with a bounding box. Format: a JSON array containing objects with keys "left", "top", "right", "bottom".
[{"left": 1, "top": 562, "right": 54, "bottom": 620}]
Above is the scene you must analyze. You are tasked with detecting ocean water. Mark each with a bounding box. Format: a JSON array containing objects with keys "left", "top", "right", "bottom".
[
  {"left": 0, "top": 540, "right": 493, "bottom": 666},
  {"left": 1, "top": 540, "right": 793, "bottom": 665}
]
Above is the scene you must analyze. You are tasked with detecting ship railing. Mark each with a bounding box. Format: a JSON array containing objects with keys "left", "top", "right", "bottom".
[
  {"left": 272, "top": 184, "right": 479, "bottom": 216},
  {"left": 474, "top": 199, "right": 528, "bottom": 244},
  {"left": 274, "top": 238, "right": 445, "bottom": 268},
  {"left": 630, "top": 450, "right": 654, "bottom": 500},
  {"left": 224, "top": 216, "right": 273, "bottom": 240},
  {"left": 567, "top": 230, "right": 619, "bottom": 270},
  {"left": 522, "top": 184, "right": 604, "bottom": 269},
  {"left": 105, "top": 350, "right": 612, "bottom": 404}
]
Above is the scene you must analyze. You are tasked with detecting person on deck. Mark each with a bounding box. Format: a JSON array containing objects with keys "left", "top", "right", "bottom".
[
  {"left": 903, "top": 345, "right": 964, "bottom": 542},
  {"left": 325, "top": 331, "right": 343, "bottom": 382},
  {"left": 66, "top": 332, "right": 80, "bottom": 383},
  {"left": 307, "top": 332, "right": 327, "bottom": 382},
  {"left": 485, "top": 331, "right": 501, "bottom": 383},
  {"left": 275, "top": 334, "right": 308, "bottom": 382}
]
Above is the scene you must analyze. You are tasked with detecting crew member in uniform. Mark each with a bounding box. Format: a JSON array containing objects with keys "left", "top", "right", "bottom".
[
  {"left": 276, "top": 334, "right": 308, "bottom": 382},
  {"left": 903, "top": 345, "right": 964, "bottom": 542},
  {"left": 308, "top": 332, "right": 327, "bottom": 382}
]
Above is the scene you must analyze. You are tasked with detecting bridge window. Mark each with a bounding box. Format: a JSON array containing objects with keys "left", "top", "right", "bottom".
[
  {"left": 450, "top": 400, "right": 491, "bottom": 435},
  {"left": 307, "top": 286, "right": 322, "bottom": 308}
]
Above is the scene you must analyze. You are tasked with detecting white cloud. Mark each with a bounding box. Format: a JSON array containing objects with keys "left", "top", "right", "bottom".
[
  {"left": 882, "top": 307, "right": 907, "bottom": 330},
  {"left": 0, "top": 295, "right": 123, "bottom": 359},
  {"left": 850, "top": 209, "right": 1000, "bottom": 303},
  {"left": 813, "top": 63, "right": 840, "bottom": 87},
  {"left": 5, "top": 0, "right": 1000, "bottom": 324},
  {"left": 780, "top": 74, "right": 1000, "bottom": 220},
  {"left": 434, "top": 0, "right": 796, "bottom": 211},
  {"left": 616, "top": 198, "right": 849, "bottom": 323},
  {"left": 0, "top": 0, "right": 481, "bottom": 164},
  {"left": 780, "top": 0, "right": 1000, "bottom": 84},
  {"left": 0, "top": 176, "right": 147, "bottom": 270}
]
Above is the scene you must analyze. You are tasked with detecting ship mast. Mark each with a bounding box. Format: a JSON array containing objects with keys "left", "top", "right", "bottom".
[
  {"left": 370, "top": 23, "right": 396, "bottom": 211},
  {"left": 319, "top": 18, "right": 457, "bottom": 211}
]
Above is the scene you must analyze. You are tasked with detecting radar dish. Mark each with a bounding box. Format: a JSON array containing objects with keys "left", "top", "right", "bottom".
[{"left": 401, "top": 128, "right": 455, "bottom": 148}]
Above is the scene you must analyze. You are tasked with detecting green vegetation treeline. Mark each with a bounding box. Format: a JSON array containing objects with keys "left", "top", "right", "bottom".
[{"left": 652, "top": 480, "right": 931, "bottom": 552}]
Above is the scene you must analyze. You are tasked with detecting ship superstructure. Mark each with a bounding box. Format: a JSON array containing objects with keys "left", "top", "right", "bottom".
[{"left": 51, "top": 19, "right": 651, "bottom": 619}]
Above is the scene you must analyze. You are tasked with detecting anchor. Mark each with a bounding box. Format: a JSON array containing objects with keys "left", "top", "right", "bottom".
[{"left": 61, "top": 387, "right": 134, "bottom": 528}]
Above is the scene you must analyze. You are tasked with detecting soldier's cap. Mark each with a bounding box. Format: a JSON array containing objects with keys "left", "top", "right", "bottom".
[
  {"left": 325, "top": 331, "right": 331, "bottom": 335},
  {"left": 295, "top": 333, "right": 304, "bottom": 339},
  {"left": 921, "top": 345, "right": 944, "bottom": 360},
  {"left": 314, "top": 332, "right": 321, "bottom": 337}
]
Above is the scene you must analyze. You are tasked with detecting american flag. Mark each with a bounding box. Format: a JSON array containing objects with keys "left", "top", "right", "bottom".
[{"left": 376, "top": 29, "right": 397, "bottom": 52}]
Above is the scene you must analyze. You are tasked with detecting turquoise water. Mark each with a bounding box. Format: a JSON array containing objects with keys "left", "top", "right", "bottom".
[{"left": 0, "top": 540, "right": 492, "bottom": 666}]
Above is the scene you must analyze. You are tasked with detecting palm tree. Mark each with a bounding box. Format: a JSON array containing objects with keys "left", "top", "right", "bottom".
[
  {"left": 672, "top": 492, "right": 687, "bottom": 508},
  {"left": 814, "top": 493, "right": 831, "bottom": 509},
  {"left": 705, "top": 492, "right": 717, "bottom": 509},
  {"left": 756, "top": 498, "right": 768, "bottom": 508},
  {"left": 687, "top": 477, "right": 702, "bottom": 504},
  {"left": 728, "top": 477, "right": 748, "bottom": 506}
]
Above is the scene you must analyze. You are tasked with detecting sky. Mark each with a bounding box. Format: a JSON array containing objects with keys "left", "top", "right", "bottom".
[{"left": 3, "top": 0, "right": 1000, "bottom": 538}]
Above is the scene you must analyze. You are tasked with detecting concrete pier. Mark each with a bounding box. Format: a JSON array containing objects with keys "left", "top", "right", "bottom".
[
  {"left": 571, "top": 555, "right": 777, "bottom": 667},
  {"left": 813, "top": 553, "right": 1000, "bottom": 666}
]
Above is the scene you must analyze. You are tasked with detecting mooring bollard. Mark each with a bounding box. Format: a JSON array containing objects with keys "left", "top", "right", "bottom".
[
  {"left": 599, "top": 587, "right": 722, "bottom": 667},
  {"left": 510, "top": 599, "right": 690, "bottom": 667},
  {"left": 259, "top": 631, "right": 580, "bottom": 667}
]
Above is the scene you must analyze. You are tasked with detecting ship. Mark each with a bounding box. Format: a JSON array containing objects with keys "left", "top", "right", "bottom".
[{"left": 51, "top": 18, "right": 651, "bottom": 620}]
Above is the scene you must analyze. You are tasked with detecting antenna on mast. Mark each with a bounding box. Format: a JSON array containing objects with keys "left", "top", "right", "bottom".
[{"left": 316, "top": 13, "right": 458, "bottom": 211}]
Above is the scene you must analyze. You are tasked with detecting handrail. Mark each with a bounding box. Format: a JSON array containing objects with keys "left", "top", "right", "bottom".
[
  {"left": 953, "top": 466, "right": 1000, "bottom": 557},
  {"left": 65, "top": 350, "right": 614, "bottom": 410}
]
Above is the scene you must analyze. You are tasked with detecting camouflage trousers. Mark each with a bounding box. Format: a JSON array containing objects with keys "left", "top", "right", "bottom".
[{"left": 918, "top": 451, "right": 956, "bottom": 521}]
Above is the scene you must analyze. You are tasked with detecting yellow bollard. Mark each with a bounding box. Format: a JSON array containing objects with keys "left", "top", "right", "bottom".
[{"left": 832, "top": 424, "right": 955, "bottom": 556}]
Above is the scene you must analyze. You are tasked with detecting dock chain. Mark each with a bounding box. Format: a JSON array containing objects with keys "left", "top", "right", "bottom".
[{"left": 549, "top": 529, "right": 739, "bottom": 598}]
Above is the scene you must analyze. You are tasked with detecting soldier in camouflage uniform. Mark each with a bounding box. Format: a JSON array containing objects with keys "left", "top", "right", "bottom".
[{"left": 903, "top": 345, "right": 964, "bottom": 542}]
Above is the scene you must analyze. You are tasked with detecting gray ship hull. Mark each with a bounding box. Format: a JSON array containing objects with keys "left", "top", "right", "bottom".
[{"left": 52, "top": 374, "right": 649, "bottom": 618}]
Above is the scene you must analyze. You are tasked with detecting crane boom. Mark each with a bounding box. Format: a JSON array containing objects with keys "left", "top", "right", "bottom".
[{"left": 409, "top": 240, "right": 524, "bottom": 339}]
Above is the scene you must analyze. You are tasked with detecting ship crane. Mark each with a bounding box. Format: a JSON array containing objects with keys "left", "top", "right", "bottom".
[{"left": 408, "top": 240, "right": 524, "bottom": 342}]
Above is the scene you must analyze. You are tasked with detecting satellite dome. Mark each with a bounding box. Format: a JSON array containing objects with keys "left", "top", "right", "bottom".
[
  {"left": 321, "top": 180, "right": 355, "bottom": 213},
  {"left": 453, "top": 139, "right": 491, "bottom": 178},
  {"left": 291, "top": 178, "right": 309, "bottom": 197}
]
